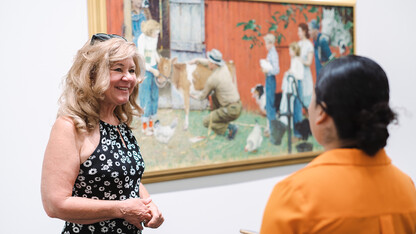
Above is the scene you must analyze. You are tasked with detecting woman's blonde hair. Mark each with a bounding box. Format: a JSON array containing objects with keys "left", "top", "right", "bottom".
[
  {"left": 289, "top": 42, "right": 301, "bottom": 57},
  {"left": 141, "top": 19, "right": 161, "bottom": 37},
  {"left": 58, "top": 38, "right": 145, "bottom": 132}
]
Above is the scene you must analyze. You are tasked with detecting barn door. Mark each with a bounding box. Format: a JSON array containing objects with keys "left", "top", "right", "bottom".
[{"left": 170, "top": 0, "right": 205, "bottom": 62}]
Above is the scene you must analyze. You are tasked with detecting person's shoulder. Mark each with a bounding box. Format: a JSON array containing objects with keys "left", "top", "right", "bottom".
[
  {"left": 270, "top": 171, "right": 310, "bottom": 203},
  {"left": 219, "top": 64, "right": 233, "bottom": 77},
  {"left": 55, "top": 116, "right": 76, "bottom": 127},
  {"left": 390, "top": 164, "right": 416, "bottom": 186},
  {"left": 318, "top": 35, "right": 329, "bottom": 45},
  {"left": 52, "top": 116, "right": 80, "bottom": 137},
  {"left": 299, "top": 39, "right": 313, "bottom": 48},
  {"left": 294, "top": 57, "right": 303, "bottom": 64},
  {"left": 276, "top": 162, "right": 324, "bottom": 191},
  {"left": 137, "top": 33, "right": 146, "bottom": 41},
  {"left": 270, "top": 46, "right": 278, "bottom": 54}
]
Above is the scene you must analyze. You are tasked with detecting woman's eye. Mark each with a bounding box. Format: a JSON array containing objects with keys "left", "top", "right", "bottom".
[
  {"left": 129, "top": 69, "right": 135, "bottom": 73},
  {"left": 113, "top": 68, "right": 122, "bottom": 72}
]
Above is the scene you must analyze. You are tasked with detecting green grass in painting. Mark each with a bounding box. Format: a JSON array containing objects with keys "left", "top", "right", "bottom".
[{"left": 132, "top": 109, "right": 323, "bottom": 171}]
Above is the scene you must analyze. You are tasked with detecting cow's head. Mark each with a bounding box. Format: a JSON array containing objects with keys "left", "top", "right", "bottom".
[{"left": 158, "top": 57, "right": 178, "bottom": 80}]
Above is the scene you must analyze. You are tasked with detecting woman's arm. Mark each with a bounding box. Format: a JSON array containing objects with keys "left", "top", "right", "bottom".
[
  {"left": 140, "top": 183, "right": 164, "bottom": 228},
  {"left": 41, "top": 117, "right": 152, "bottom": 229},
  {"left": 303, "top": 51, "right": 314, "bottom": 67}
]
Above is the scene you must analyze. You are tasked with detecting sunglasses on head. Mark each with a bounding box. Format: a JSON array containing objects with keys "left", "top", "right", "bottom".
[{"left": 90, "top": 33, "right": 127, "bottom": 45}]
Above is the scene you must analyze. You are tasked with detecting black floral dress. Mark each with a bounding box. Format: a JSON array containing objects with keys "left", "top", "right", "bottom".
[{"left": 62, "top": 120, "right": 145, "bottom": 234}]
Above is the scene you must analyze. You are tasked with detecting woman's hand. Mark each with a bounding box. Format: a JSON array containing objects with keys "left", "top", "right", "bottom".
[
  {"left": 144, "top": 202, "right": 164, "bottom": 228},
  {"left": 119, "top": 198, "right": 153, "bottom": 230},
  {"left": 151, "top": 68, "right": 160, "bottom": 77}
]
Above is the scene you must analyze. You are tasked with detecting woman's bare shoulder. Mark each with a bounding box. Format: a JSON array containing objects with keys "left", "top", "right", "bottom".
[
  {"left": 50, "top": 116, "right": 99, "bottom": 162},
  {"left": 52, "top": 116, "right": 78, "bottom": 135},
  {"left": 51, "top": 116, "right": 89, "bottom": 147}
]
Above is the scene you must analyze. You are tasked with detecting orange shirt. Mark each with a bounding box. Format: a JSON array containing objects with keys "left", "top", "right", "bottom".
[{"left": 260, "top": 149, "right": 416, "bottom": 234}]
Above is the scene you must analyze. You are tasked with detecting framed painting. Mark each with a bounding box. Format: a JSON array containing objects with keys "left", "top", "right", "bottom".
[{"left": 87, "top": 0, "right": 356, "bottom": 183}]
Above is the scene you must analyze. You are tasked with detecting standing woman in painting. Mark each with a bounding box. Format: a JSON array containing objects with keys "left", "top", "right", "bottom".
[
  {"left": 137, "top": 19, "right": 161, "bottom": 135},
  {"left": 41, "top": 34, "right": 164, "bottom": 234},
  {"left": 296, "top": 22, "right": 314, "bottom": 138},
  {"left": 131, "top": 0, "right": 151, "bottom": 46}
]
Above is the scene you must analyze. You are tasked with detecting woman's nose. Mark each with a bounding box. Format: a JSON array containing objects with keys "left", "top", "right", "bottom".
[{"left": 122, "top": 72, "right": 135, "bottom": 81}]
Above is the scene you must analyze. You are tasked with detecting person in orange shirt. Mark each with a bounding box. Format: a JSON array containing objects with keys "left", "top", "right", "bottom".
[{"left": 260, "top": 55, "right": 416, "bottom": 234}]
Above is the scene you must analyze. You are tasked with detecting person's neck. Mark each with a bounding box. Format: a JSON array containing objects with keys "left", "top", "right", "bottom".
[
  {"left": 323, "top": 142, "right": 343, "bottom": 152},
  {"left": 100, "top": 104, "right": 119, "bottom": 125},
  {"left": 323, "top": 136, "right": 357, "bottom": 152}
]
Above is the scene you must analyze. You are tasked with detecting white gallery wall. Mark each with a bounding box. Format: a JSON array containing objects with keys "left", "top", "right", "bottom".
[{"left": 0, "top": 0, "right": 415, "bottom": 233}]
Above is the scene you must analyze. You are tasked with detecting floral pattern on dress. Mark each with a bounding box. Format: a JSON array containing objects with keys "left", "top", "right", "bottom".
[{"left": 62, "top": 121, "right": 145, "bottom": 234}]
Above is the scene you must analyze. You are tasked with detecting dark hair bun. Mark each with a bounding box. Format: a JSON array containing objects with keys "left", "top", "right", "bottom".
[
  {"left": 316, "top": 55, "right": 397, "bottom": 156},
  {"left": 355, "top": 102, "right": 397, "bottom": 156}
]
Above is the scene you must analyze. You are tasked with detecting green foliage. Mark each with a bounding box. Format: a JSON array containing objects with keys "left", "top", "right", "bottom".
[
  {"left": 308, "top": 6, "right": 318, "bottom": 13},
  {"left": 277, "top": 34, "right": 285, "bottom": 44},
  {"left": 303, "top": 13, "right": 308, "bottom": 22},
  {"left": 344, "top": 21, "right": 353, "bottom": 31},
  {"left": 268, "top": 24, "right": 278, "bottom": 32},
  {"left": 236, "top": 3, "right": 321, "bottom": 49},
  {"left": 237, "top": 20, "right": 263, "bottom": 47}
]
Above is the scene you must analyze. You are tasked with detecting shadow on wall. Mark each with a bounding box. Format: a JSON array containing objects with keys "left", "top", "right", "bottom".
[{"left": 145, "top": 163, "right": 307, "bottom": 194}]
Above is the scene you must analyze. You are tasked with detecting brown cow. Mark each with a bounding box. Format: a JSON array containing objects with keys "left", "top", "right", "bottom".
[{"left": 158, "top": 57, "right": 237, "bottom": 130}]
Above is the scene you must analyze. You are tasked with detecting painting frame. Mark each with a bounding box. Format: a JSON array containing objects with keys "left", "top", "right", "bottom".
[{"left": 87, "top": 0, "right": 356, "bottom": 183}]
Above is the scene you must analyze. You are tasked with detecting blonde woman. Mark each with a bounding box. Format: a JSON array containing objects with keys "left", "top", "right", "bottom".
[
  {"left": 41, "top": 33, "right": 164, "bottom": 234},
  {"left": 137, "top": 19, "right": 161, "bottom": 135}
]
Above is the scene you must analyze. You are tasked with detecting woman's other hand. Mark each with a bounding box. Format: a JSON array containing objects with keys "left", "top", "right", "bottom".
[
  {"left": 120, "top": 198, "right": 153, "bottom": 230},
  {"left": 145, "top": 202, "right": 164, "bottom": 228}
]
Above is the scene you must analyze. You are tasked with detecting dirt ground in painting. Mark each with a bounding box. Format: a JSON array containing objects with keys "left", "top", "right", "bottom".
[{"left": 132, "top": 109, "right": 323, "bottom": 172}]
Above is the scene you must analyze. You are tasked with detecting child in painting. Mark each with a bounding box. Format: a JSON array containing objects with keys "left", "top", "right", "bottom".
[
  {"left": 137, "top": 19, "right": 161, "bottom": 135},
  {"left": 131, "top": 0, "right": 151, "bottom": 46},
  {"left": 287, "top": 42, "right": 304, "bottom": 82},
  {"left": 279, "top": 42, "right": 304, "bottom": 127},
  {"left": 261, "top": 33, "right": 280, "bottom": 144}
]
